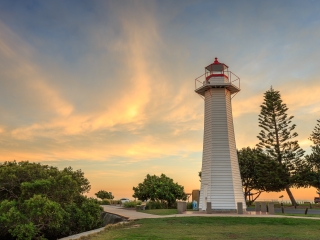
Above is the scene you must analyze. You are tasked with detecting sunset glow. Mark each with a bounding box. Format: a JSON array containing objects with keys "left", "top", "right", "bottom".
[{"left": 1, "top": 0, "right": 320, "bottom": 202}]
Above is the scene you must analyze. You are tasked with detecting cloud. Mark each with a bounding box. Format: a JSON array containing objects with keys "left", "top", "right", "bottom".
[
  {"left": 0, "top": 6, "right": 204, "bottom": 163},
  {"left": 0, "top": 21, "right": 74, "bottom": 122},
  {"left": 1, "top": 0, "right": 320, "bottom": 199}
]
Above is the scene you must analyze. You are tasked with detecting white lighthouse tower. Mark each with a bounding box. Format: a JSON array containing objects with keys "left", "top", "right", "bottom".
[{"left": 195, "top": 58, "right": 245, "bottom": 211}]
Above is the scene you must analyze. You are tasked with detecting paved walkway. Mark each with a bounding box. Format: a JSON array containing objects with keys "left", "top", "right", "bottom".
[
  {"left": 103, "top": 205, "right": 320, "bottom": 220},
  {"left": 102, "top": 205, "right": 163, "bottom": 219}
]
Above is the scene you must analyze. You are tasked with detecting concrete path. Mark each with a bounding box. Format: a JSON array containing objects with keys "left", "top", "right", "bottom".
[
  {"left": 102, "top": 205, "right": 163, "bottom": 219},
  {"left": 102, "top": 205, "right": 320, "bottom": 221}
]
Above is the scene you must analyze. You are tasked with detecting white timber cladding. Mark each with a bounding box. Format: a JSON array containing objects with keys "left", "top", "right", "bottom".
[{"left": 199, "top": 78, "right": 245, "bottom": 210}]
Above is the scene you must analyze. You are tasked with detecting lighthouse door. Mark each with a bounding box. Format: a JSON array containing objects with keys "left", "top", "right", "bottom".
[{"left": 203, "top": 184, "right": 208, "bottom": 211}]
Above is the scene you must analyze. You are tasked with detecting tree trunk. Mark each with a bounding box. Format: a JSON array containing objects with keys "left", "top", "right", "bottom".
[
  {"left": 285, "top": 186, "right": 297, "bottom": 206},
  {"left": 252, "top": 191, "right": 262, "bottom": 203}
]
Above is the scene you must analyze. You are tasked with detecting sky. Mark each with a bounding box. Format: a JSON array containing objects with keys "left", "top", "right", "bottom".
[{"left": 0, "top": 0, "right": 320, "bottom": 202}]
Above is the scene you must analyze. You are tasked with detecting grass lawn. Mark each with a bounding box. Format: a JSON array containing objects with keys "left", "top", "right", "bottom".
[
  {"left": 137, "top": 209, "right": 178, "bottom": 215},
  {"left": 276, "top": 213, "right": 320, "bottom": 218},
  {"left": 249, "top": 204, "right": 320, "bottom": 209},
  {"left": 81, "top": 217, "right": 320, "bottom": 240}
]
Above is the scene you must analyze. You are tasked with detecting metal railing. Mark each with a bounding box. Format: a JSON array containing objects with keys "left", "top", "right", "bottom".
[{"left": 194, "top": 70, "right": 241, "bottom": 99}]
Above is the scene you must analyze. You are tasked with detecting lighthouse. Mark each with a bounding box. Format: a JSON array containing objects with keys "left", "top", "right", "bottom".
[{"left": 195, "top": 58, "right": 245, "bottom": 211}]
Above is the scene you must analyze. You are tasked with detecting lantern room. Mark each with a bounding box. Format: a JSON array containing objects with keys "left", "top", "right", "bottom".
[
  {"left": 205, "top": 57, "right": 229, "bottom": 81},
  {"left": 194, "top": 57, "right": 241, "bottom": 97}
]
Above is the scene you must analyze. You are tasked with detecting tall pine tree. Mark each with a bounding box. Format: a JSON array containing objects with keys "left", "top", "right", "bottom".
[
  {"left": 302, "top": 120, "right": 320, "bottom": 192},
  {"left": 256, "top": 87, "right": 304, "bottom": 206},
  {"left": 304, "top": 146, "right": 320, "bottom": 191},
  {"left": 309, "top": 119, "right": 320, "bottom": 145}
]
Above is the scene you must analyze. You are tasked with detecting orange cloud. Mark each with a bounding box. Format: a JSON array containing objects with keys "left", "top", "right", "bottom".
[{"left": 0, "top": 3, "right": 208, "bottom": 164}]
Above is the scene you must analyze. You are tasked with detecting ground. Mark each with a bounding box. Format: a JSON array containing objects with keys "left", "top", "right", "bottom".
[{"left": 81, "top": 216, "right": 320, "bottom": 240}]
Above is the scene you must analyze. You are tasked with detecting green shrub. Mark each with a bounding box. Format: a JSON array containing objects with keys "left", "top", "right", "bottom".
[
  {"left": 101, "top": 199, "right": 110, "bottom": 205},
  {"left": 113, "top": 200, "right": 121, "bottom": 205},
  {"left": 95, "top": 190, "right": 114, "bottom": 200},
  {"left": 123, "top": 201, "right": 142, "bottom": 208},
  {"left": 170, "top": 202, "right": 177, "bottom": 209},
  {"left": 63, "top": 197, "right": 102, "bottom": 236},
  {"left": 133, "top": 174, "right": 187, "bottom": 207},
  {"left": 146, "top": 201, "right": 167, "bottom": 209},
  {"left": 0, "top": 161, "right": 103, "bottom": 240},
  {"left": 187, "top": 202, "right": 193, "bottom": 209}
]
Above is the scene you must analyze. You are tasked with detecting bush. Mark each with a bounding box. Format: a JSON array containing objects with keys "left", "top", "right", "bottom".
[
  {"left": 63, "top": 197, "right": 102, "bottom": 236},
  {"left": 0, "top": 161, "right": 103, "bottom": 240},
  {"left": 123, "top": 201, "right": 142, "bottom": 208},
  {"left": 101, "top": 199, "right": 110, "bottom": 205},
  {"left": 170, "top": 202, "right": 177, "bottom": 209},
  {"left": 146, "top": 201, "right": 167, "bottom": 209},
  {"left": 133, "top": 174, "right": 187, "bottom": 208},
  {"left": 95, "top": 190, "right": 114, "bottom": 200},
  {"left": 187, "top": 202, "right": 193, "bottom": 209},
  {"left": 113, "top": 200, "right": 121, "bottom": 205}
]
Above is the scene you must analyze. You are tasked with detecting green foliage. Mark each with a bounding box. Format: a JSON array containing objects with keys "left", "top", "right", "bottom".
[
  {"left": 64, "top": 197, "right": 103, "bottom": 234},
  {"left": 296, "top": 129, "right": 320, "bottom": 191},
  {"left": 123, "top": 200, "right": 142, "bottom": 208},
  {"left": 256, "top": 87, "right": 305, "bottom": 205},
  {"left": 146, "top": 201, "right": 167, "bottom": 209},
  {"left": 305, "top": 145, "right": 320, "bottom": 191},
  {"left": 238, "top": 147, "right": 263, "bottom": 202},
  {"left": 0, "top": 161, "right": 102, "bottom": 239},
  {"left": 309, "top": 119, "right": 320, "bottom": 145},
  {"left": 112, "top": 199, "right": 121, "bottom": 205},
  {"left": 187, "top": 202, "right": 193, "bottom": 209},
  {"left": 100, "top": 199, "right": 111, "bottom": 205},
  {"left": 132, "top": 174, "right": 187, "bottom": 208},
  {"left": 299, "top": 120, "right": 320, "bottom": 191},
  {"left": 238, "top": 147, "right": 290, "bottom": 205},
  {"left": 95, "top": 190, "right": 114, "bottom": 200},
  {"left": 0, "top": 161, "right": 90, "bottom": 203},
  {"left": 256, "top": 87, "right": 304, "bottom": 164},
  {"left": 0, "top": 195, "right": 67, "bottom": 240},
  {"left": 296, "top": 120, "right": 320, "bottom": 191}
]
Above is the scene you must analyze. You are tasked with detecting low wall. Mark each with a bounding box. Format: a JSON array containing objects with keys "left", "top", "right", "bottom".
[
  {"left": 59, "top": 211, "right": 128, "bottom": 240},
  {"left": 101, "top": 211, "right": 129, "bottom": 226}
]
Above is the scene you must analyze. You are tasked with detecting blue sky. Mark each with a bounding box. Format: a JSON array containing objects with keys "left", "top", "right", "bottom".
[{"left": 0, "top": 0, "right": 320, "bottom": 200}]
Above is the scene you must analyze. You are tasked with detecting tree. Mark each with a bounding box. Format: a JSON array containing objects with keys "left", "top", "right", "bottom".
[
  {"left": 0, "top": 161, "right": 102, "bottom": 240},
  {"left": 309, "top": 119, "right": 320, "bottom": 145},
  {"left": 0, "top": 195, "right": 66, "bottom": 240},
  {"left": 238, "top": 147, "right": 289, "bottom": 205},
  {"left": 304, "top": 146, "right": 320, "bottom": 191},
  {"left": 238, "top": 147, "right": 263, "bottom": 204},
  {"left": 0, "top": 161, "right": 90, "bottom": 204},
  {"left": 132, "top": 174, "right": 187, "bottom": 208},
  {"left": 256, "top": 87, "right": 305, "bottom": 206},
  {"left": 295, "top": 121, "right": 320, "bottom": 192},
  {"left": 95, "top": 190, "right": 114, "bottom": 200}
]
